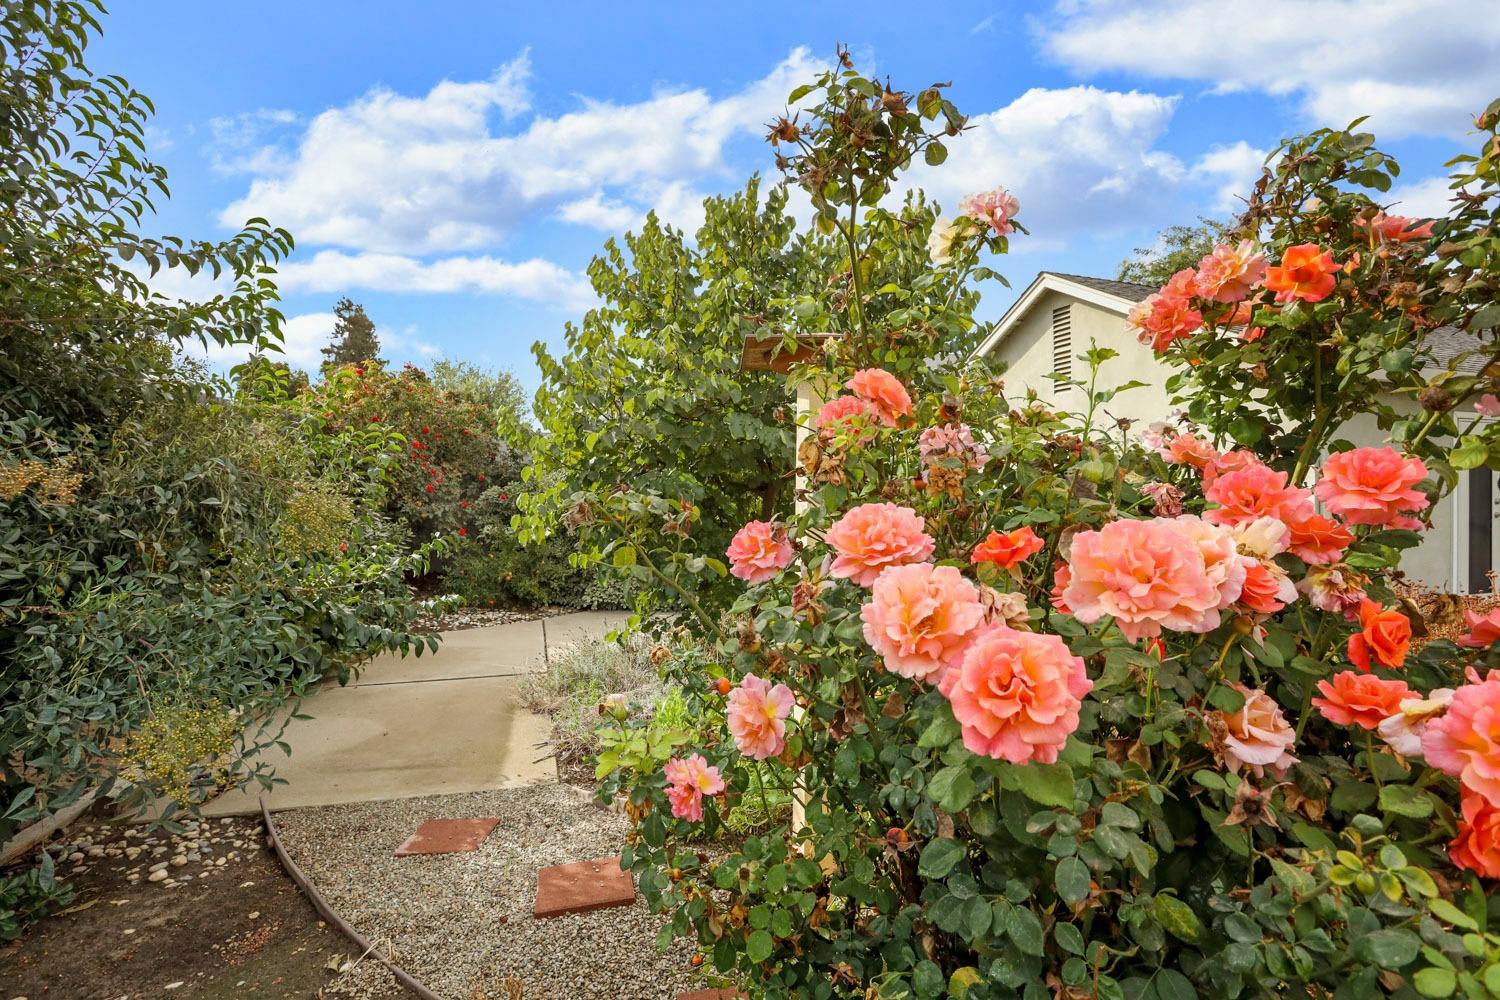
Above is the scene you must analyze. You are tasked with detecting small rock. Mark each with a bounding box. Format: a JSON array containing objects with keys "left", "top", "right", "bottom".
[
  {"left": 247, "top": 911, "right": 260, "bottom": 920},
  {"left": 170, "top": 855, "right": 187, "bottom": 867},
  {"left": 149, "top": 861, "right": 168, "bottom": 873},
  {"left": 148, "top": 869, "right": 167, "bottom": 883}
]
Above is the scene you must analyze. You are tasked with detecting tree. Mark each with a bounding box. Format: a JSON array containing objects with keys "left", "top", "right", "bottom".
[
  {"left": 1117, "top": 216, "right": 1234, "bottom": 286},
  {"left": 429, "top": 358, "right": 531, "bottom": 439},
  {"left": 518, "top": 171, "right": 991, "bottom": 617},
  {"left": 320, "top": 296, "right": 383, "bottom": 366}
]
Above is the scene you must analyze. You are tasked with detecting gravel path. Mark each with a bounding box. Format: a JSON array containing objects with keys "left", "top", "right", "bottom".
[{"left": 273, "top": 784, "right": 714, "bottom": 1000}]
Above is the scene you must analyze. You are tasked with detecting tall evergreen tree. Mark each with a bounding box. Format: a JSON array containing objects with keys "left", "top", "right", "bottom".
[{"left": 320, "top": 297, "right": 383, "bottom": 366}]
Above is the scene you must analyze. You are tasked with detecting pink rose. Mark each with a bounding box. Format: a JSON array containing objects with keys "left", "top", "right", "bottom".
[
  {"left": 1142, "top": 481, "right": 1184, "bottom": 517},
  {"left": 1356, "top": 212, "right": 1435, "bottom": 244},
  {"left": 826, "top": 503, "right": 936, "bottom": 587},
  {"left": 1475, "top": 394, "right": 1500, "bottom": 417},
  {"left": 1159, "top": 431, "right": 1219, "bottom": 470},
  {"left": 1296, "top": 563, "right": 1368, "bottom": 618},
  {"left": 1459, "top": 608, "right": 1500, "bottom": 649},
  {"left": 1423, "top": 669, "right": 1500, "bottom": 807},
  {"left": 815, "top": 395, "right": 882, "bottom": 439},
  {"left": 726, "top": 674, "right": 795, "bottom": 760},
  {"left": 919, "top": 423, "right": 988, "bottom": 470},
  {"left": 1216, "top": 683, "right": 1298, "bottom": 778},
  {"left": 726, "top": 520, "right": 794, "bottom": 584},
  {"left": 1204, "top": 463, "right": 1315, "bottom": 528},
  {"left": 1201, "top": 449, "right": 1263, "bottom": 488},
  {"left": 937, "top": 622, "right": 1091, "bottom": 765},
  {"left": 1314, "top": 447, "right": 1429, "bottom": 527},
  {"left": 860, "top": 562, "right": 984, "bottom": 682},
  {"left": 1127, "top": 269, "right": 1203, "bottom": 352},
  {"left": 1195, "top": 240, "right": 1267, "bottom": 303},
  {"left": 663, "top": 754, "right": 725, "bottom": 822},
  {"left": 1451, "top": 790, "right": 1500, "bottom": 879},
  {"left": 1285, "top": 513, "right": 1353, "bottom": 566},
  {"left": 845, "top": 369, "right": 912, "bottom": 425},
  {"left": 1313, "top": 671, "right": 1414, "bottom": 730},
  {"left": 958, "top": 186, "right": 1020, "bottom": 236},
  {"left": 1062, "top": 516, "right": 1240, "bottom": 643},
  {"left": 1378, "top": 688, "right": 1454, "bottom": 757}
]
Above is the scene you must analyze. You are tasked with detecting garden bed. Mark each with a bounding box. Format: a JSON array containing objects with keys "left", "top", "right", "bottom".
[
  {"left": 0, "top": 814, "right": 401, "bottom": 999},
  {"left": 271, "top": 783, "right": 723, "bottom": 1000},
  {"left": 409, "top": 603, "right": 573, "bottom": 634}
]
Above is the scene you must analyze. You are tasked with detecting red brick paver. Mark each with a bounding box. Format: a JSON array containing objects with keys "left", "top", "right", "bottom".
[
  {"left": 534, "top": 855, "right": 635, "bottom": 918},
  {"left": 677, "top": 990, "right": 744, "bottom": 1000},
  {"left": 393, "top": 818, "right": 500, "bottom": 857}
]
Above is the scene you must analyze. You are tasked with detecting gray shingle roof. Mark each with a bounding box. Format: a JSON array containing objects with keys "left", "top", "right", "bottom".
[
  {"left": 1043, "top": 271, "right": 1156, "bottom": 303},
  {"left": 1427, "top": 326, "right": 1489, "bottom": 374}
]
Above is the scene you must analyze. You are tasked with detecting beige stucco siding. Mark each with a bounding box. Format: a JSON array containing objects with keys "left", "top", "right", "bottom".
[
  {"left": 985, "top": 290, "right": 1172, "bottom": 428},
  {"left": 984, "top": 285, "right": 1466, "bottom": 592}
]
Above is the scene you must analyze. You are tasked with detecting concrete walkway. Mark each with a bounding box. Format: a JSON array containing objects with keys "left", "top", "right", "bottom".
[{"left": 203, "top": 611, "right": 630, "bottom": 816}]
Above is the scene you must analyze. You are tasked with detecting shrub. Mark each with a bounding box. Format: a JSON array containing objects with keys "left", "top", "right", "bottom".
[
  {"left": 596, "top": 59, "right": 1500, "bottom": 1000},
  {"left": 0, "top": 2, "right": 443, "bottom": 935},
  {"left": 520, "top": 633, "right": 669, "bottom": 766}
]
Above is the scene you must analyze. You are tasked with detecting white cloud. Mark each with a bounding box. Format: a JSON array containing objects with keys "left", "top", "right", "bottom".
[
  {"left": 274, "top": 249, "right": 595, "bottom": 311},
  {"left": 907, "top": 86, "right": 1186, "bottom": 240},
  {"left": 557, "top": 191, "right": 642, "bottom": 232},
  {"left": 218, "top": 48, "right": 822, "bottom": 254},
  {"left": 1039, "top": 0, "right": 1500, "bottom": 136},
  {"left": 1190, "top": 141, "right": 1270, "bottom": 212},
  {"left": 1385, "top": 174, "right": 1463, "bottom": 218}
]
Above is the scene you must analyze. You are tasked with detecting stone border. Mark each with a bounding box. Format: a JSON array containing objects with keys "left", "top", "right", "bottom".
[{"left": 260, "top": 797, "right": 448, "bottom": 1000}]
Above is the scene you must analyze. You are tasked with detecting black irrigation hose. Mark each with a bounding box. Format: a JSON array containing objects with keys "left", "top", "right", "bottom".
[{"left": 260, "top": 797, "right": 447, "bottom": 1000}]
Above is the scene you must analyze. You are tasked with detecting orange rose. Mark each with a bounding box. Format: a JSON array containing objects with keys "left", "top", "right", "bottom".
[
  {"left": 970, "top": 526, "right": 1045, "bottom": 569},
  {"left": 1264, "top": 242, "right": 1341, "bottom": 303},
  {"left": 1346, "top": 600, "right": 1411, "bottom": 671},
  {"left": 1312, "top": 670, "right": 1413, "bottom": 730},
  {"left": 1451, "top": 789, "right": 1500, "bottom": 879}
]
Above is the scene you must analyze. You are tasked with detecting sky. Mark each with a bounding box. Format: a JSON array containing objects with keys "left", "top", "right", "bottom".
[{"left": 92, "top": 0, "right": 1500, "bottom": 393}]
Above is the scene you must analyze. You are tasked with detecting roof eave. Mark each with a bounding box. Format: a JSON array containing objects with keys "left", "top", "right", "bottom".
[{"left": 976, "top": 272, "right": 1138, "bottom": 358}]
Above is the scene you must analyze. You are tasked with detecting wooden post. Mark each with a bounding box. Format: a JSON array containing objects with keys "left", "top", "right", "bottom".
[{"left": 739, "top": 333, "right": 840, "bottom": 836}]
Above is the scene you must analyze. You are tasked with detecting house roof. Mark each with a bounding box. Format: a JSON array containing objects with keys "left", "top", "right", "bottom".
[
  {"left": 1042, "top": 272, "right": 1156, "bottom": 304},
  {"left": 976, "top": 271, "right": 1145, "bottom": 358}
]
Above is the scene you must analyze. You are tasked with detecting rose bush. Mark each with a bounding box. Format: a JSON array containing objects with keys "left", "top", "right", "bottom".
[{"left": 592, "top": 60, "right": 1500, "bottom": 1000}]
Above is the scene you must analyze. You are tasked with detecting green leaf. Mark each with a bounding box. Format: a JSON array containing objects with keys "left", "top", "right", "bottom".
[
  {"left": 1055, "top": 856, "right": 1091, "bottom": 905},
  {"left": 746, "top": 928, "right": 774, "bottom": 964},
  {"left": 1429, "top": 898, "right": 1478, "bottom": 931},
  {"left": 1379, "top": 783, "right": 1434, "bottom": 818},
  {"left": 924, "top": 142, "right": 948, "bottom": 166},
  {"left": 1003, "top": 762, "right": 1076, "bottom": 809},
  {"left": 918, "top": 711, "right": 961, "bottom": 749},
  {"left": 1414, "top": 967, "right": 1457, "bottom": 997},
  {"left": 1151, "top": 969, "right": 1197, "bottom": 1000},
  {"left": 948, "top": 967, "right": 982, "bottom": 999},
  {"left": 1451, "top": 437, "right": 1489, "bottom": 471},
  {"left": 1000, "top": 903, "right": 1045, "bottom": 956},
  {"left": 611, "top": 545, "right": 637, "bottom": 567},
  {"left": 1354, "top": 928, "right": 1421, "bottom": 969},
  {"left": 918, "top": 838, "right": 966, "bottom": 879},
  {"left": 1153, "top": 894, "right": 1203, "bottom": 943},
  {"left": 928, "top": 765, "right": 976, "bottom": 813}
]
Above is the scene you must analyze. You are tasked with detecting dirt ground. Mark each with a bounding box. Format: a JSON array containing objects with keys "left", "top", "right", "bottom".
[{"left": 0, "top": 815, "right": 403, "bottom": 1000}]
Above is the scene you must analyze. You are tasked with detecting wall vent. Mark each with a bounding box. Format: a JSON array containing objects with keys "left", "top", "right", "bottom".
[{"left": 1051, "top": 304, "right": 1073, "bottom": 387}]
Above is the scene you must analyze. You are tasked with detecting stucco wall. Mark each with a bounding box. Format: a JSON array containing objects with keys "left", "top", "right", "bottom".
[
  {"left": 986, "top": 290, "right": 1173, "bottom": 428},
  {"left": 984, "top": 285, "right": 1468, "bottom": 592}
]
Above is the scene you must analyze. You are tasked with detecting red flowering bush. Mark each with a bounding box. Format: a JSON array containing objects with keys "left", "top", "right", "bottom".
[
  {"left": 589, "top": 62, "right": 1500, "bottom": 1000},
  {"left": 301, "top": 361, "right": 500, "bottom": 540}
]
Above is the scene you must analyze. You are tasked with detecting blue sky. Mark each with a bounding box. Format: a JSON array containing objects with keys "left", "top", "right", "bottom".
[{"left": 94, "top": 1, "right": 1499, "bottom": 392}]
